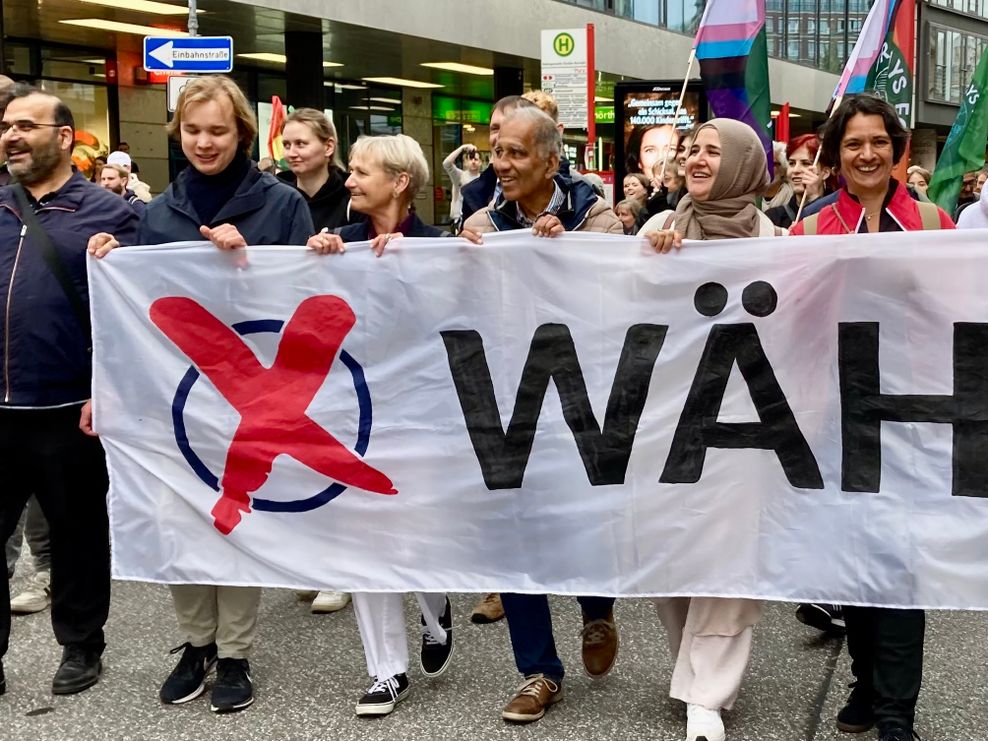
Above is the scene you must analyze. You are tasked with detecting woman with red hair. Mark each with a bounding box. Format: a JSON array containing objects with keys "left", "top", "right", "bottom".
[{"left": 765, "top": 133, "right": 833, "bottom": 228}]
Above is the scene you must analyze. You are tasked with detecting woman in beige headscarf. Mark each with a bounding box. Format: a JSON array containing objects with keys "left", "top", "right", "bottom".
[
  {"left": 640, "top": 117, "right": 782, "bottom": 246},
  {"left": 640, "top": 119, "right": 776, "bottom": 741}
]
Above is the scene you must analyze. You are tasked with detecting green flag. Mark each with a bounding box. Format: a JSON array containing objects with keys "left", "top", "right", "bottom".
[{"left": 928, "top": 46, "right": 988, "bottom": 215}]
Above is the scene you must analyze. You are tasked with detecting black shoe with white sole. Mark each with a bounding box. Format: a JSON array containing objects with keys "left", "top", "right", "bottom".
[
  {"left": 420, "top": 597, "right": 454, "bottom": 677},
  {"left": 160, "top": 642, "right": 217, "bottom": 704},
  {"left": 355, "top": 673, "right": 409, "bottom": 717},
  {"left": 796, "top": 603, "right": 846, "bottom": 634},
  {"left": 210, "top": 658, "right": 253, "bottom": 713}
]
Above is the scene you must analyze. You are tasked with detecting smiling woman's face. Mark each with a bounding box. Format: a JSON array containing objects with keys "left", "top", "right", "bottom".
[
  {"left": 838, "top": 113, "right": 894, "bottom": 198},
  {"left": 685, "top": 127, "right": 721, "bottom": 202}
]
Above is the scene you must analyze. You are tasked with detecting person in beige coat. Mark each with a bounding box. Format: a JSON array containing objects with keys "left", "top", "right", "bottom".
[{"left": 642, "top": 118, "right": 782, "bottom": 741}]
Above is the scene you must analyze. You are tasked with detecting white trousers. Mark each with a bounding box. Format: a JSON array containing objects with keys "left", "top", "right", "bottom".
[
  {"left": 352, "top": 592, "right": 447, "bottom": 680},
  {"left": 653, "top": 597, "right": 762, "bottom": 711}
]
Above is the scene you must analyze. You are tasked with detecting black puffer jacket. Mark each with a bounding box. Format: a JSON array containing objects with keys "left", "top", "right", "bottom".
[{"left": 278, "top": 165, "right": 354, "bottom": 232}]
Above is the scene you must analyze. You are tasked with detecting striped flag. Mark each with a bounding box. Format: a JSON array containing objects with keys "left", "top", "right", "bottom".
[
  {"left": 268, "top": 95, "right": 286, "bottom": 164},
  {"left": 694, "top": 0, "right": 773, "bottom": 172},
  {"left": 832, "top": 0, "right": 899, "bottom": 104}
]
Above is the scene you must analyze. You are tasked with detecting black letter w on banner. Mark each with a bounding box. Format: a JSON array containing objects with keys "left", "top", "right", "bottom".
[{"left": 441, "top": 324, "right": 667, "bottom": 489}]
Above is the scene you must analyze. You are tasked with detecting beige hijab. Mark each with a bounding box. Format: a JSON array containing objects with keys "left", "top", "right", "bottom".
[{"left": 672, "top": 119, "right": 770, "bottom": 240}]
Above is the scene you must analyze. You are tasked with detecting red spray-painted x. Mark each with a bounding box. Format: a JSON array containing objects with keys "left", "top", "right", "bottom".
[{"left": 150, "top": 295, "right": 397, "bottom": 535}]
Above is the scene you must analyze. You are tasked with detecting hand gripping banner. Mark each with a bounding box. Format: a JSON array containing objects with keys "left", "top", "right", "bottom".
[{"left": 89, "top": 231, "right": 988, "bottom": 609}]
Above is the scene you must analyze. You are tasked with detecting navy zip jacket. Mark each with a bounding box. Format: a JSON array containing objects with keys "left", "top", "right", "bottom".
[
  {"left": 0, "top": 171, "right": 139, "bottom": 407},
  {"left": 336, "top": 212, "right": 446, "bottom": 241},
  {"left": 139, "top": 164, "right": 313, "bottom": 246}
]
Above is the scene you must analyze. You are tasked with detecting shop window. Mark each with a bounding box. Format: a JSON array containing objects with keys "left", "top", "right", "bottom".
[
  {"left": 38, "top": 80, "right": 109, "bottom": 179},
  {"left": 928, "top": 24, "right": 988, "bottom": 103},
  {"left": 42, "top": 50, "right": 108, "bottom": 84}
]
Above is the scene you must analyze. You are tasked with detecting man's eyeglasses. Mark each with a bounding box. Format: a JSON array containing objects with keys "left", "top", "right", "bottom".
[{"left": 0, "top": 120, "right": 64, "bottom": 136}]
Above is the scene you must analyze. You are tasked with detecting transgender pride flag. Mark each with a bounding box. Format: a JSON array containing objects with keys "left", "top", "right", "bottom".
[
  {"left": 833, "top": 0, "right": 899, "bottom": 101},
  {"left": 694, "top": 0, "right": 772, "bottom": 172}
]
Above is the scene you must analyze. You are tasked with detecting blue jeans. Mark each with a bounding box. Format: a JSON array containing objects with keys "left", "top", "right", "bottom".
[{"left": 500, "top": 593, "right": 615, "bottom": 680}]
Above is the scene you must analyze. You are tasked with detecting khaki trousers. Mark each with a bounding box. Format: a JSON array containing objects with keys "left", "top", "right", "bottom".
[
  {"left": 653, "top": 597, "right": 762, "bottom": 710},
  {"left": 170, "top": 584, "right": 261, "bottom": 659}
]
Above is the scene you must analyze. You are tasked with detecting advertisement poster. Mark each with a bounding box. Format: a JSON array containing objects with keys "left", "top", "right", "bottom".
[{"left": 614, "top": 81, "right": 707, "bottom": 201}]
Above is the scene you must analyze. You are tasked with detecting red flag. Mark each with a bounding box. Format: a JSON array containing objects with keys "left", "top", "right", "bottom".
[{"left": 776, "top": 102, "right": 790, "bottom": 145}]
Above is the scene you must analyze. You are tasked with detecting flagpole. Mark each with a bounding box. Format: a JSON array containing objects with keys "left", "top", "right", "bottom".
[
  {"left": 660, "top": 48, "right": 697, "bottom": 182},
  {"left": 792, "top": 93, "right": 841, "bottom": 224}
]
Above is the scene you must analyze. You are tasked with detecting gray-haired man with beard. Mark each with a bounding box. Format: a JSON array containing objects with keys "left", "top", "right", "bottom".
[{"left": 0, "top": 84, "right": 138, "bottom": 697}]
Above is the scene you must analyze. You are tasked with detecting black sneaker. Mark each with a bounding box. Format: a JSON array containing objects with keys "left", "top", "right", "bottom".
[
  {"left": 420, "top": 597, "right": 454, "bottom": 678},
  {"left": 879, "top": 724, "right": 921, "bottom": 741},
  {"left": 355, "top": 673, "right": 409, "bottom": 716},
  {"left": 52, "top": 645, "right": 103, "bottom": 695},
  {"left": 836, "top": 681, "right": 876, "bottom": 733},
  {"left": 796, "top": 603, "right": 846, "bottom": 634},
  {"left": 160, "top": 642, "right": 217, "bottom": 704},
  {"left": 0, "top": 660, "right": 6, "bottom": 695},
  {"left": 209, "top": 658, "right": 254, "bottom": 713}
]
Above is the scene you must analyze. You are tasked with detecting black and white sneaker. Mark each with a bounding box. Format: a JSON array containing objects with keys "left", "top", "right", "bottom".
[
  {"left": 209, "top": 658, "right": 254, "bottom": 713},
  {"left": 796, "top": 603, "right": 846, "bottom": 634},
  {"left": 420, "top": 596, "right": 454, "bottom": 677},
  {"left": 160, "top": 642, "right": 217, "bottom": 704},
  {"left": 355, "top": 673, "right": 409, "bottom": 716}
]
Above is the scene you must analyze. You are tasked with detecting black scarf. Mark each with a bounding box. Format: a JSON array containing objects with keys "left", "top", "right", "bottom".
[{"left": 183, "top": 152, "right": 251, "bottom": 226}]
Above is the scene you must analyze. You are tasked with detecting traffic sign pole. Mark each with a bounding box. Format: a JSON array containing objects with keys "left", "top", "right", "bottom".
[{"left": 188, "top": 0, "right": 198, "bottom": 37}]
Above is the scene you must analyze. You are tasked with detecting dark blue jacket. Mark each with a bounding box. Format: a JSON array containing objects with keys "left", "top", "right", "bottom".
[
  {"left": 336, "top": 213, "right": 447, "bottom": 241},
  {"left": 139, "top": 165, "right": 313, "bottom": 246},
  {"left": 459, "top": 165, "right": 498, "bottom": 226},
  {"left": 124, "top": 189, "right": 147, "bottom": 218},
  {"left": 0, "top": 171, "right": 140, "bottom": 406}
]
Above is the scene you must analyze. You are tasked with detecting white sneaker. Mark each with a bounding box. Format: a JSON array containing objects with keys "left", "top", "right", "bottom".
[
  {"left": 10, "top": 570, "right": 50, "bottom": 615},
  {"left": 686, "top": 703, "right": 725, "bottom": 741},
  {"left": 311, "top": 591, "right": 350, "bottom": 613}
]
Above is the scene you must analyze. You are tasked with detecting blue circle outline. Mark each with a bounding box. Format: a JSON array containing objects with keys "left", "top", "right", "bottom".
[{"left": 171, "top": 318, "right": 372, "bottom": 513}]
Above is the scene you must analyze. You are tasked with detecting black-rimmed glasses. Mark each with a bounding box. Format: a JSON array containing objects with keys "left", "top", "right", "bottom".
[{"left": 0, "top": 120, "right": 65, "bottom": 136}]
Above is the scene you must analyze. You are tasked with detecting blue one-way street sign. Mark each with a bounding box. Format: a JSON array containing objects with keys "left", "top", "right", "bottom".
[{"left": 143, "top": 36, "right": 234, "bottom": 73}]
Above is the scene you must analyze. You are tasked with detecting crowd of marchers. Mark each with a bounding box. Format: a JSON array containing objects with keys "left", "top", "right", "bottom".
[{"left": 0, "top": 71, "right": 978, "bottom": 741}]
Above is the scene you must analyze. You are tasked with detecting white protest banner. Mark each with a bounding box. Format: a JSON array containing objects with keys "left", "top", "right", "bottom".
[{"left": 90, "top": 230, "right": 988, "bottom": 609}]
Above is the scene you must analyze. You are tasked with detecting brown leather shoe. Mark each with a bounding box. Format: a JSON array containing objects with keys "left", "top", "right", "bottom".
[
  {"left": 470, "top": 592, "right": 505, "bottom": 624},
  {"left": 501, "top": 674, "right": 563, "bottom": 723},
  {"left": 581, "top": 609, "right": 618, "bottom": 678}
]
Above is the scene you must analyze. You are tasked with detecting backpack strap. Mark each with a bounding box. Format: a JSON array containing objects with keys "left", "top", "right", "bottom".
[
  {"left": 12, "top": 184, "right": 91, "bottom": 341},
  {"left": 801, "top": 213, "right": 819, "bottom": 236},
  {"left": 916, "top": 200, "right": 941, "bottom": 230}
]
